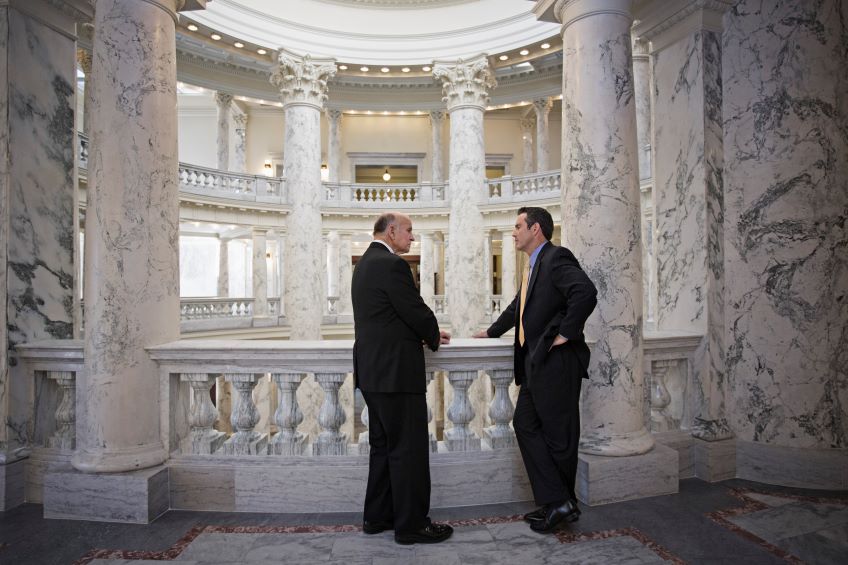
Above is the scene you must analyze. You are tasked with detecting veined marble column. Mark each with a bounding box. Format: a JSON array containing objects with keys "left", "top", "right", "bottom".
[
  {"left": 434, "top": 55, "right": 496, "bottom": 337},
  {"left": 326, "top": 109, "right": 342, "bottom": 182},
  {"left": 270, "top": 50, "right": 336, "bottom": 339},
  {"left": 326, "top": 230, "right": 340, "bottom": 301},
  {"left": 419, "top": 232, "right": 435, "bottom": 308},
  {"left": 252, "top": 229, "right": 268, "bottom": 318},
  {"left": 217, "top": 237, "right": 229, "bottom": 297},
  {"left": 500, "top": 229, "right": 516, "bottom": 302},
  {"left": 556, "top": 0, "right": 652, "bottom": 456},
  {"left": 429, "top": 110, "right": 445, "bottom": 183},
  {"left": 232, "top": 112, "right": 247, "bottom": 174},
  {"left": 1, "top": 0, "right": 78, "bottom": 469},
  {"left": 76, "top": 0, "right": 185, "bottom": 472},
  {"left": 533, "top": 98, "right": 552, "bottom": 172},
  {"left": 338, "top": 233, "right": 353, "bottom": 316},
  {"left": 215, "top": 92, "right": 233, "bottom": 171},
  {"left": 275, "top": 232, "right": 286, "bottom": 318},
  {"left": 520, "top": 117, "right": 535, "bottom": 174}
]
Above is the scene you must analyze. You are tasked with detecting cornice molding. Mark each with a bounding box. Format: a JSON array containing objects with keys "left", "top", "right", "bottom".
[{"left": 632, "top": 0, "right": 733, "bottom": 52}]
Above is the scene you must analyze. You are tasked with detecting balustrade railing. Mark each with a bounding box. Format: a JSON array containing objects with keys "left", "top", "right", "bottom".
[
  {"left": 178, "top": 164, "right": 284, "bottom": 203},
  {"left": 485, "top": 171, "right": 561, "bottom": 202},
  {"left": 322, "top": 181, "right": 448, "bottom": 208},
  {"left": 643, "top": 331, "right": 703, "bottom": 434},
  {"left": 180, "top": 297, "right": 254, "bottom": 320}
]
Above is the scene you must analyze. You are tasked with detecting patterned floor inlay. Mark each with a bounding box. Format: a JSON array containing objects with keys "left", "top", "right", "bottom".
[
  {"left": 74, "top": 515, "right": 685, "bottom": 565},
  {"left": 707, "top": 488, "right": 848, "bottom": 565}
]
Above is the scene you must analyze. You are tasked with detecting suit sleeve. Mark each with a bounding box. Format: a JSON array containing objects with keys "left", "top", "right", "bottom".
[
  {"left": 487, "top": 294, "right": 517, "bottom": 338},
  {"left": 551, "top": 254, "right": 598, "bottom": 341},
  {"left": 387, "top": 258, "right": 442, "bottom": 351}
]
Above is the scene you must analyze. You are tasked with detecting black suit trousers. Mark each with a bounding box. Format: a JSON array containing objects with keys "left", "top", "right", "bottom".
[
  {"left": 513, "top": 344, "right": 583, "bottom": 507},
  {"left": 360, "top": 391, "right": 431, "bottom": 534}
]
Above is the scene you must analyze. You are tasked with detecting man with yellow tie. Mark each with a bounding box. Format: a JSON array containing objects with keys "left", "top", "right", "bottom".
[{"left": 473, "top": 207, "right": 597, "bottom": 533}]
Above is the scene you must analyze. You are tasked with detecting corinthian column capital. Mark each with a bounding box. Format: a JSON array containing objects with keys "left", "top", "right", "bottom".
[
  {"left": 215, "top": 92, "right": 233, "bottom": 108},
  {"left": 270, "top": 49, "right": 337, "bottom": 110},
  {"left": 76, "top": 48, "right": 92, "bottom": 75},
  {"left": 433, "top": 54, "right": 497, "bottom": 112}
]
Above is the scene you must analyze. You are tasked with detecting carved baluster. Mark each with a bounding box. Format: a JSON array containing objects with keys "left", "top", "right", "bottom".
[
  {"left": 314, "top": 373, "right": 348, "bottom": 455},
  {"left": 180, "top": 373, "right": 226, "bottom": 454},
  {"left": 47, "top": 371, "right": 76, "bottom": 450},
  {"left": 483, "top": 369, "right": 516, "bottom": 448},
  {"left": 426, "top": 371, "right": 438, "bottom": 453},
  {"left": 221, "top": 373, "right": 268, "bottom": 455},
  {"left": 650, "top": 360, "right": 674, "bottom": 432},
  {"left": 358, "top": 403, "right": 370, "bottom": 455},
  {"left": 269, "top": 373, "right": 307, "bottom": 455},
  {"left": 444, "top": 371, "right": 481, "bottom": 451}
]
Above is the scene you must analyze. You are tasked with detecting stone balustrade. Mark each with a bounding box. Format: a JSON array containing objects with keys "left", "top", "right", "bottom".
[
  {"left": 179, "top": 163, "right": 284, "bottom": 204},
  {"left": 642, "top": 331, "right": 703, "bottom": 434},
  {"left": 485, "top": 171, "right": 561, "bottom": 202}
]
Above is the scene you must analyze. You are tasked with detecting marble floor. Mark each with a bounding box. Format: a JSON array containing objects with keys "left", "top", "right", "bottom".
[{"left": 0, "top": 479, "right": 845, "bottom": 564}]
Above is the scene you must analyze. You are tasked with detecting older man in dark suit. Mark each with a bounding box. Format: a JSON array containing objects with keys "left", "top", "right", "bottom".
[
  {"left": 352, "top": 212, "right": 453, "bottom": 545},
  {"left": 474, "top": 206, "right": 598, "bottom": 533}
]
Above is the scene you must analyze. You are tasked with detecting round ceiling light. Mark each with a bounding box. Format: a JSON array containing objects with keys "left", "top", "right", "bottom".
[
  {"left": 339, "top": 65, "right": 348, "bottom": 70},
  {"left": 422, "top": 66, "right": 431, "bottom": 72},
  {"left": 499, "top": 55, "right": 509, "bottom": 61},
  {"left": 401, "top": 67, "right": 410, "bottom": 73},
  {"left": 257, "top": 48, "right": 267, "bottom": 55},
  {"left": 520, "top": 49, "right": 529, "bottom": 56},
  {"left": 210, "top": 33, "right": 221, "bottom": 41},
  {"left": 381, "top": 67, "right": 390, "bottom": 73},
  {"left": 187, "top": 24, "right": 198, "bottom": 32},
  {"left": 234, "top": 42, "right": 244, "bottom": 48},
  {"left": 541, "top": 43, "right": 551, "bottom": 49},
  {"left": 360, "top": 66, "right": 370, "bottom": 72}
]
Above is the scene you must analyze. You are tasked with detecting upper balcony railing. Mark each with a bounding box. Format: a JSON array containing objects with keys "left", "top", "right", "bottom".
[{"left": 77, "top": 134, "right": 560, "bottom": 209}]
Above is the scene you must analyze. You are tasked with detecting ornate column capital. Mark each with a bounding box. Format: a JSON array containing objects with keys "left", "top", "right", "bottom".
[
  {"left": 233, "top": 112, "right": 248, "bottom": 131},
  {"left": 433, "top": 55, "right": 497, "bottom": 112},
  {"left": 631, "top": 31, "right": 649, "bottom": 59},
  {"left": 554, "top": 0, "right": 633, "bottom": 31},
  {"left": 520, "top": 117, "right": 535, "bottom": 134},
  {"left": 270, "top": 49, "right": 337, "bottom": 110},
  {"left": 215, "top": 91, "right": 233, "bottom": 108},
  {"left": 533, "top": 97, "right": 553, "bottom": 117},
  {"left": 326, "top": 108, "right": 342, "bottom": 123},
  {"left": 429, "top": 110, "right": 446, "bottom": 123},
  {"left": 76, "top": 48, "right": 92, "bottom": 75}
]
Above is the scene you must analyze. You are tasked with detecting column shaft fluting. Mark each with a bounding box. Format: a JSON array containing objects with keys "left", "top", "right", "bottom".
[
  {"left": 76, "top": 0, "right": 182, "bottom": 472},
  {"left": 557, "top": 0, "right": 652, "bottom": 456},
  {"left": 270, "top": 51, "right": 336, "bottom": 339}
]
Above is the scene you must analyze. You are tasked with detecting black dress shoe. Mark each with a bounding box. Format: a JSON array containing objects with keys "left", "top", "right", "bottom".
[
  {"left": 362, "top": 520, "right": 393, "bottom": 534},
  {"left": 394, "top": 521, "right": 454, "bottom": 545},
  {"left": 529, "top": 500, "right": 581, "bottom": 533},
  {"left": 523, "top": 507, "right": 546, "bottom": 523}
]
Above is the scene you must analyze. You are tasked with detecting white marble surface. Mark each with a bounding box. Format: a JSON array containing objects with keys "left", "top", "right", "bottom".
[
  {"left": 326, "top": 109, "right": 341, "bottom": 182},
  {"left": 251, "top": 230, "right": 268, "bottom": 317},
  {"left": 216, "top": 237, "right": 229, "bottom": 297},
  {"left": 533, "top": 98, "right": 552, "bottom": 172},
  {"left": 557, "top": 0, "right": 651, "bottom": 456},
  {"left": 577, "top": 443, "right": 678, "bottom": 505},
  {"left": 520, "top": 117, "right": 534, "bottom": 174},
  {"left": 338, "top": 234, "right": 353, "bottom": 315},
  {"left": 232, "top": 112, "right": 247, "bottom": 173},
  {"left": 77, "top": 0, "right": 180, "bottom": 472},
  {"left": 419, "top": 232, "right": 435, "bottom": 306},
  {"left": 215, "top": 92, "right": 232, "bottom": 171},
  {"left": 722, "top": 0, "right": 848, "bottom": 450},
  {"left": 270, "top": 51, "right": 335, "bottom": 339},
  {"left": 3, "top": 5, "right": 76, "bottom": 454},
  {"left": 652, "top": 27, "right": 730, "bottom": 441},
  {"left": 429, "top": 110, "right": 445, "bottom": 182}
]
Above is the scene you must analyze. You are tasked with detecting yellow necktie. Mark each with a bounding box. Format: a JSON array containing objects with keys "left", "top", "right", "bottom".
[{"left": 519, "top": 265, "right": 529, "bottom": 346}]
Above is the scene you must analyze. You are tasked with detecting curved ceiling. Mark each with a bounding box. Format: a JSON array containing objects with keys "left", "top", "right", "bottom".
[{"left": 188, "top": 0, "right": 559, "bottom": 65}]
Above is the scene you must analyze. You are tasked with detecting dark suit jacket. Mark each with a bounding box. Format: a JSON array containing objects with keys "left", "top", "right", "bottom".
[
  {"left": 352, "top": 242, "right": 441, "bottom": 393},
  {"left": 487, "top": 242, "right": 597, "bottom": 386}
]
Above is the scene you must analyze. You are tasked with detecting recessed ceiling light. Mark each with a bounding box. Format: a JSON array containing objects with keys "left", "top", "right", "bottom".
[
  {"left": 381, "top": 67, "right": 390, "bottom": 73},
  {"left": 339, "top": 64, "right": 348, "bottom": 70},
  {"left": 234, "top": 42, "right": 244, "bottom": 48},
  {"left": 187, "top": 24, "right": 198, "bottom": 32},
  {"left": 210, "top": 33, "right": 221, "bottom": 41},
  {"left": 520, "top": 49, "right": 529, "bottom": 56},
  {"left": 422, "top": 66, "right": 431, "bottom": 72},
  {"left": 257, "top": 48, "right": 267, "bottom": 55},
  {"left": 382, "top": 111, "right": 389, "bottom": 115},
  {"left": 499, "top": 55, "right": 509, "bottom": 61},
  {"left": 360, "top": 66, "right": 370, "bottom": 72},
  {"left": 541, "top": 43, "right": 551, "bottom": 49},
  {"left": 401, "top": 67, "right": 410, "bottom": 73}
]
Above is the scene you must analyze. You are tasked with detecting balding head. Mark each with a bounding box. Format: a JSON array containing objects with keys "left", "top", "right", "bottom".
[{"left": 373, "top": 212, "right": 415, "bottom": 254}]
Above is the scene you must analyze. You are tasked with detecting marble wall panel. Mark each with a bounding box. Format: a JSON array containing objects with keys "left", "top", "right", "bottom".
[
  {"left": 722, "top": 0, "right": 848, "bottom": 449},
  {"left": 3, "top": 7, "right": 75, "bottom": 449}
]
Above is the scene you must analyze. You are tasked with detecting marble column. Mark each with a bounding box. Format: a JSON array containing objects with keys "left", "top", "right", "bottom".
[
  {"left": 217, "top": 237, "right": 229, "bottom": 297},
  {"left": 533, "top": 97, "right": 552, "bottom": 172},
  {"left": 76, "top": 48, "right": 93, "bottom": 135},
  {"left": 556, "top": 0, "right": 652, "bottom": 456},
  {"left": 434, "top": 55, "right": 496, "bottom": 337},
  {"left": 326, "top": 231, "right": 340, "bottom": 302},
  {"left": 721, "top": 0, "right": 847, "bottom": 485},
  {"left": 419, "top": 232, "right": 435, "bottom": 308},
  {"left": 76, "top": 0, "right": 185, "bottom": 473},
  {"left": 1, "top": 0, "right": 79, "bottom": 470},
  {"left": 275, "top": 232, "right": 286, "bottom": 318},
  {"left": 252, "top": 229, "right": 268, "bottom": 318},
  {"left": 338, "top": 233, "right": 353, "bottom": 316},
  {"left": 638, "top": 1, "right": 732, "bottom": 443},
  {"left": 215, "top": 91, "right": 233, "bottom": 171},
  {"left": 500, "top": 228, "right": 516, "bottom": 302},
  {"left": 429, "top": 110, "right": 445, "bottom": 183},
  {"left": 232, "top": 112, "right": 247, "bottom": 174},
  {"left": 270, "top": 49, "right": 336, "bottom": 339},
  {"left": 520, "top": 117, "right": 535, "bottom": 174},
  {"left": 326, "top": 109, "right": 342, "bottom": 182}
]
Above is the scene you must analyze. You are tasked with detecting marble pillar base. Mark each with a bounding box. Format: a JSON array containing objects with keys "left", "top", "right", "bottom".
[
  {"left": 0, "top": 458, "right": 26, "bottom": 511},
  {"left": 443, "top": 430, "right": 481, "bottom": 452},
  {"left": 269, "top": 432, "right": 307, "bottom": 456},
  {"left": 483, "top": 427, "right": 517, "bottom": 449},
  {"left": 693, "top": 437, "right": 736, "bottom": 482},
  {"left": 577, "top": 443, "right": 678, "bottom": 505},
  {"left": 182, "top": 429, "right": 227, "bottom": 455},
  {"left": 24, "top": 449, "right": 73, "bottom": 504},
  {"left": 168, "top": 448, "right": 532, "bottom": 513},
  {"left": 357, "top": 432, "right": 370, "bottom": 456},
  {"left": 736, "top": 440, "right": 847, "bottom": 489},
  {"left": 653, "top": 430, "right": 696, "bottom": 479},
  {"left": 314, "top": 433, "right": 348, "bottom": 456},
  {"left": 44, "top": 466, "right": 169, "bottom": 523},
  {"left": 221, "top": 432, "right": 268, "bottom": 456},
  {"left": 429, "top": 432, "right": 438, "bottom": 453}
]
